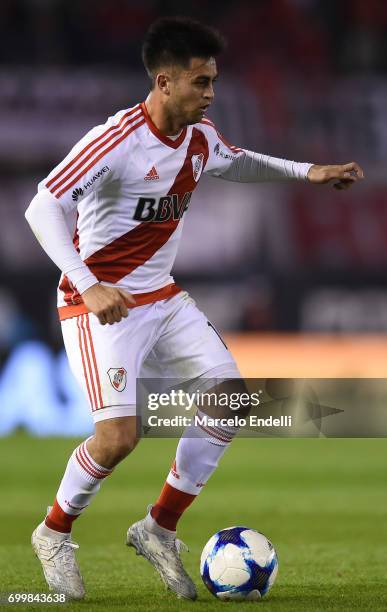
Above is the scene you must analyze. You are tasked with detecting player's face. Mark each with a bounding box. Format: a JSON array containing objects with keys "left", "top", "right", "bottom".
[{"left": 168, "top": 57, "right": 218, "bottom": 125}]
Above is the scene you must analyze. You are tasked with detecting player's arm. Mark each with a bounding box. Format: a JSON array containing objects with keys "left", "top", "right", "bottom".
[
  {"left": 215, "top": 150, "right": 364, "bottom": 189},
  {"left": 25, "top": 190, "right": 135, "bottom": 325},
  {"left": 202, "top": 121, "right": 364, "bottom": 189},
  {"left": 25, "top": 115, "right": 138, "bottom": 325}
]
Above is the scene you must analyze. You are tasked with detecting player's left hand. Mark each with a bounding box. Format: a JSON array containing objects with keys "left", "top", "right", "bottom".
[{"left": 307, "top": 162, "right": 364, "bottom": 190}]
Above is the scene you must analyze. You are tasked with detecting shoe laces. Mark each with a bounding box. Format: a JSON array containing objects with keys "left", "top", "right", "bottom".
[
  {"left": 165, "top": 537, "right": 189, "bottom": 555},
  {"left": 47, "top": 539, "right": 80, "bottom": 571}
]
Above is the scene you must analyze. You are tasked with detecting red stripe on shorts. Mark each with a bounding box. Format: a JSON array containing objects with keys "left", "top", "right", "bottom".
[
  {"left": 79, "top": 314, "right": 98, "bottom": 410},
  {"left": 77, "top": 315, "right": 95, "bottom": 410},
  {"left": 84, "top": 314, "right": 103, "bottom": 409}
]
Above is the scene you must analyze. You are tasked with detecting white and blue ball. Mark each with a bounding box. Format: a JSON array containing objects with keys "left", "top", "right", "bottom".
[{"left": 200, "top": 527, "right": 278, "bottom": 601}]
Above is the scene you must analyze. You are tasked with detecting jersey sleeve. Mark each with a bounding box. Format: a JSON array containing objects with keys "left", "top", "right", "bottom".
[
  {"left": 201, "top": 119, "right": 245, "bottom": 177},
  {"left": 38, "top": 109, "right": 134, "bottom": 213},
  {"left": 201, "top": 119, "right": 312, "bottom": 183}
]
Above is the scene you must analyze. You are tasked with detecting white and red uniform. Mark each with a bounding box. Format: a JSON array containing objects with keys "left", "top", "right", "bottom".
[
  {"left": 27, "top": 100, "right": 312, "bottom": 421},
  {"left": 40, "top": 102, "right": 244, "bottom": 318}
]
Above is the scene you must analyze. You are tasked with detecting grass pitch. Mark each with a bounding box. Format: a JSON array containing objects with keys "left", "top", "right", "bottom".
[{"left": 1, "top": 433, "right": 387, "bottom": 611}]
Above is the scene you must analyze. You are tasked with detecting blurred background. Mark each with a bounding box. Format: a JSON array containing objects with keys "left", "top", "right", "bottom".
[{"left": 1, "top": 0, "right": 387, "bottom": 434}]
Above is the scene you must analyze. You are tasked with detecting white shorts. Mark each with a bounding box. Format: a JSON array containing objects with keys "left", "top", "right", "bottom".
[{"left": 61, "top": 291, "right": 240, "bottom": 422}]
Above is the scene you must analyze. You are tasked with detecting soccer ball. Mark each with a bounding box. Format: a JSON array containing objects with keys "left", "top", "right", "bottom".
[{"left": 200, "top": 526, "right": 278, "bottom": 600}]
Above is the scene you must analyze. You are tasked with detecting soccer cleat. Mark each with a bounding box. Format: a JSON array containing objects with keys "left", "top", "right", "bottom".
[
  {"left": 126, "top": 517, "right": 197, "bottom": 600},
  {"left": 31, "top": 516, "right": 85, "bottom": 600}
]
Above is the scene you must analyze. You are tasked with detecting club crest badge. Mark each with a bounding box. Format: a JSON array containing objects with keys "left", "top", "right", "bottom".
[
  {"left": 191, "top": 153, "right": 204, "bottom": 182},
  {"left": 108, "top": 367, "right": 127, "bottom": 392}
]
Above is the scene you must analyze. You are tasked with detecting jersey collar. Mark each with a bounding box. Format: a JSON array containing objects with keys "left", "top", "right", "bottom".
[{"left": 141, "top": 102, "right": 187, "bottom": 149}]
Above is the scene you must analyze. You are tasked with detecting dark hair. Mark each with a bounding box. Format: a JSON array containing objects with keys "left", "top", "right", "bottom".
[{"left": 142, "top": 17, "right": 226, "bottom": 84}]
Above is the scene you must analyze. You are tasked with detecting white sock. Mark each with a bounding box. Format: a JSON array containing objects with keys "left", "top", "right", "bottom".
[
  {"left": 37, "top": 520, "right": 68, "bottom": 541},
  {"left": 144, "top": 511, "right": 176, "bottom": 539},
  {"left": 166, "top": 410, "right": 238, "bottom": 495},
  {"left": 44, "top": 438, "right": 113, "bottom": 533},
  {"left": 56, "top": 438, "right": 112, "bottom": 515}
]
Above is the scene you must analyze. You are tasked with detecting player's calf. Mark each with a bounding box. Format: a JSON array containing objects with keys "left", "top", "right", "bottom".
[
  {"left": 87, "top": 415, "right": 140, "bottom": 469},
  {"left": 150, "top": 380, "right": 246, "bottom": 533}
]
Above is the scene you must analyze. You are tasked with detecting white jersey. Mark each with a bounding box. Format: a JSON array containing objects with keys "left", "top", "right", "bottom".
[{"left": 40, "top": 102, "right": 243, "bottom": 320}]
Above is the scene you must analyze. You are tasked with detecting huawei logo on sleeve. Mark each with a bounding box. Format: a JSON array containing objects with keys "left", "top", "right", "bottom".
[{"left": 72, "top": 187, "right": 84, "bottom": 201}]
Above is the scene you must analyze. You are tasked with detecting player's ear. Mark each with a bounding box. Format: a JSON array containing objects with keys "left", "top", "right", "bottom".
[{"left": 155, "top": 72, "right": 171, "bottom": 96}]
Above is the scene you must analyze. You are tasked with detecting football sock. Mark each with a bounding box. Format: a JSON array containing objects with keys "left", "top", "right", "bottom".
[
  {"left": 44, "top": 438, "right": 113, "bottom": 534},
  {"left": 151, "top": 411, "right": 238, "bottom": 531},
  {"left": 150, "top": 483, "right": 196, "bottom": 532},
  {"left": 144, "top": 508, "right": 176, "bottom": 539},
  {"left": 37, "top": 517, "right": 71, "bottom": 541},
  {"left": 43, "top": 499, "right": 78, "bottom": 535}
]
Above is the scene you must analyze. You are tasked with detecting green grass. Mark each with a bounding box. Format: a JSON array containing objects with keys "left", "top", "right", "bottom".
[{"left": 1, "top": 433, "right": 387, "bottom": 611}]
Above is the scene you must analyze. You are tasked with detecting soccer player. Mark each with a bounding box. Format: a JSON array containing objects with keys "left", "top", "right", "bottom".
[{"left": 25, "top": 17, "right": 364, "bottom": 601}]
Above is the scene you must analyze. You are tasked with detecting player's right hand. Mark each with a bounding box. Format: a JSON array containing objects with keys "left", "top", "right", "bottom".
[{"left": 81, "top": 283, "right": 136, "bottom": 325}]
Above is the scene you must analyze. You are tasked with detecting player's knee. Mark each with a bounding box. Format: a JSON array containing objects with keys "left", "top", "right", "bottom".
[
  {"left": 108, "top": 432, "right": 139, "bottom": 461},
  {"left": 205, "top": 379, "right": 252, "bottom": 419},
  {"left": 94, "top": 417, "right": 140, "bottom": 464}
]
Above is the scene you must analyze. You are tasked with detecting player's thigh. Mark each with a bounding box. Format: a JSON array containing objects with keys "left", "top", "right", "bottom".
[
  {"left": 142, "top": 291, "right": 241, "bottom": 381},
  {"left": 61, "top": 308, "right": 158, "bottom": 421}
]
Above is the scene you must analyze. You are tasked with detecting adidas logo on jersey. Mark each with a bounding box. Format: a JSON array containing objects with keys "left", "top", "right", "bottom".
[{"left": 144, "top": 166, "right": 159, "bottom": 181}]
